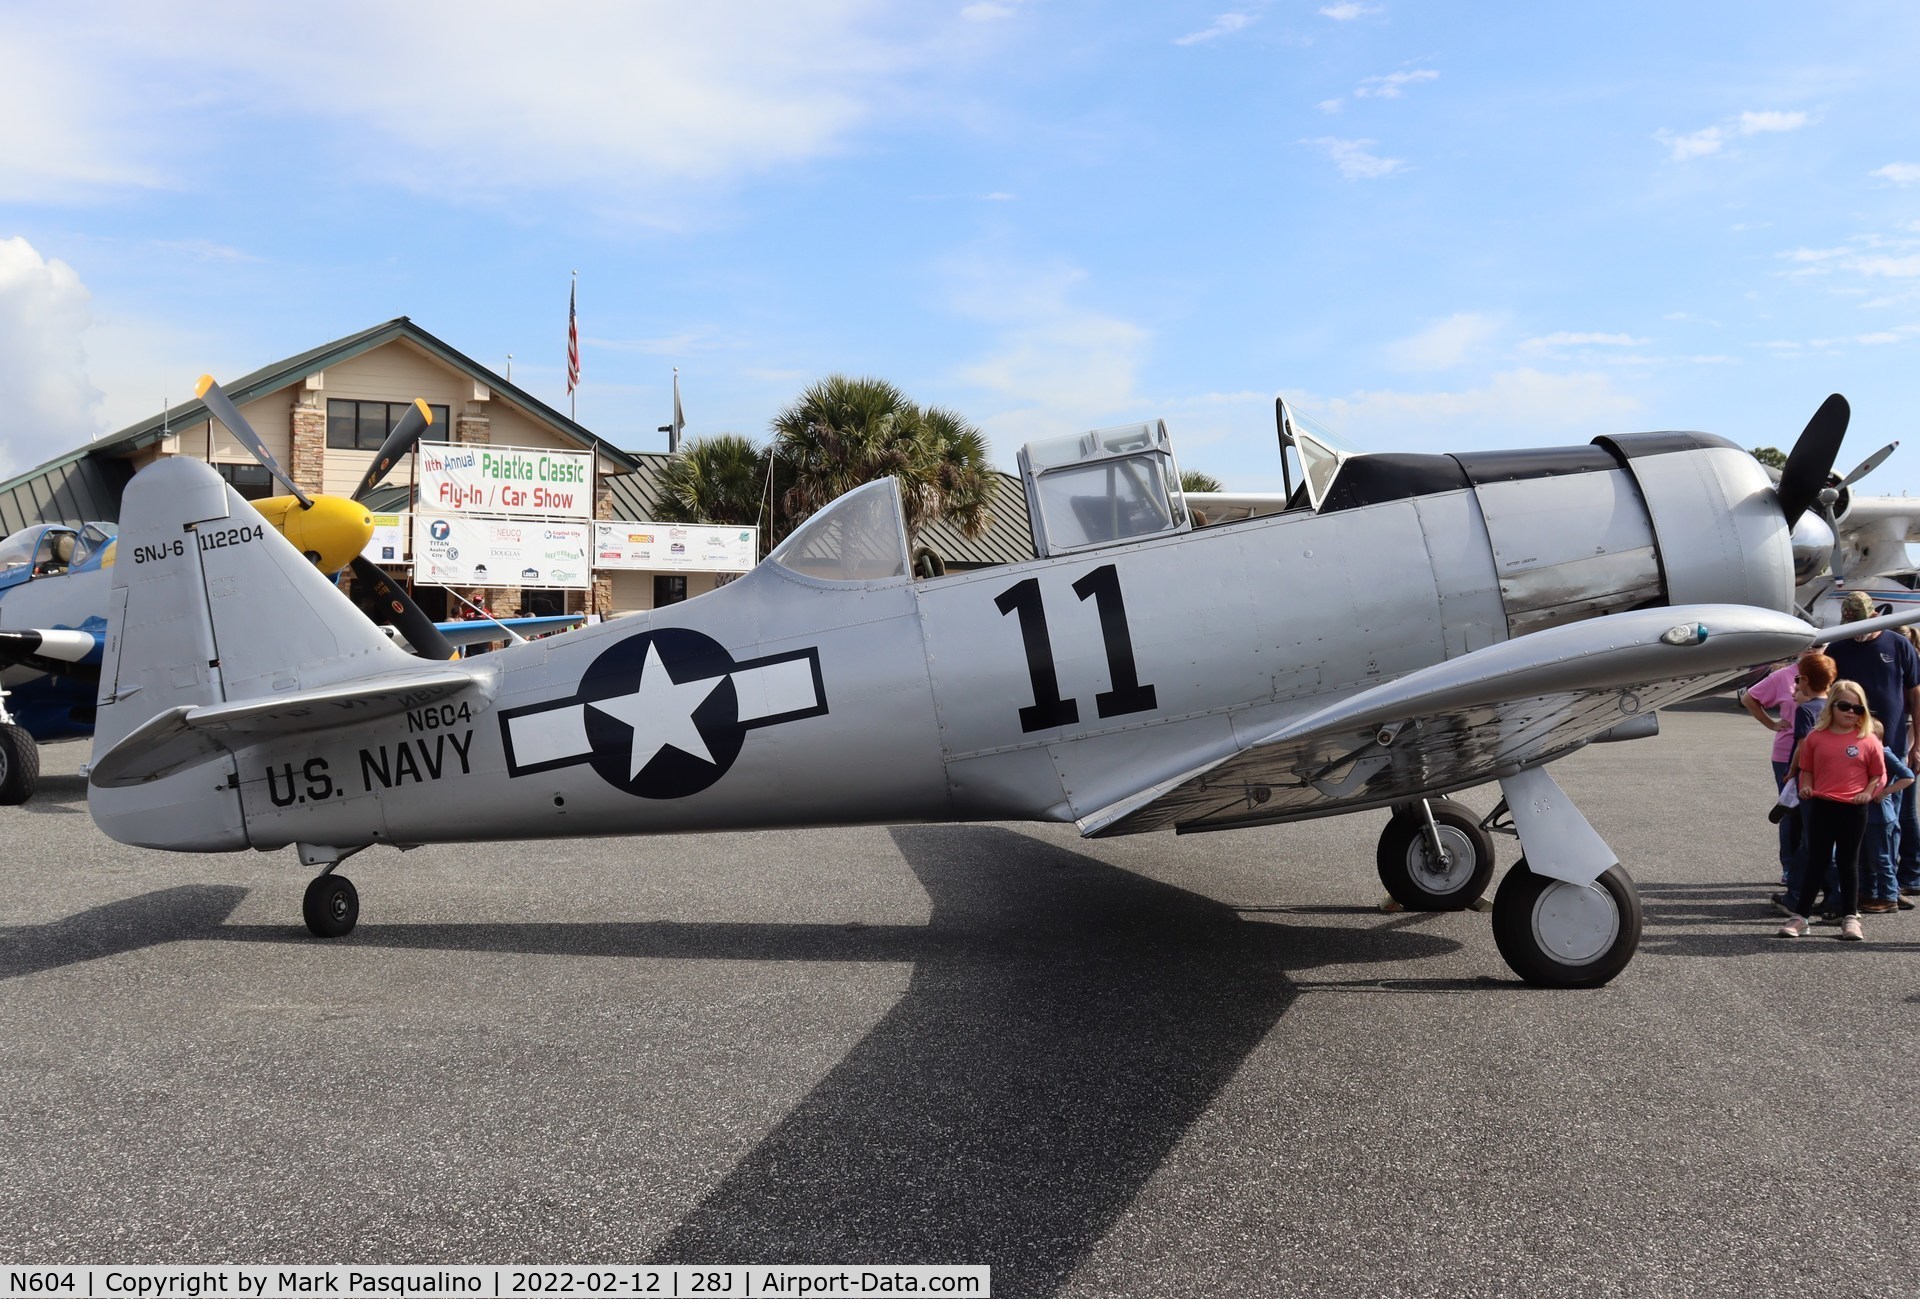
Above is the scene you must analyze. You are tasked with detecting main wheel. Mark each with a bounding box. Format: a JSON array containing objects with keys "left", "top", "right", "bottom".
[
  {"left": 303, "top": 874, "right": 360, "bottom": 938},
  {"left": 1492, "top": 860, "right": 1641, "bottom": 988},
  {"left": 1376, "top": 799, "right": 1495, "bottom": 910},
  {"left": 0, "top": 723, "right": 39, "bottom": 804}
]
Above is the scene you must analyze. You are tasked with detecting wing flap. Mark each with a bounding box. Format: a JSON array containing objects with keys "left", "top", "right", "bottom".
[
  {"left": 89, "top": 665, "right": 489, "bottom": 788},
  {"left": 1079, "top": 603, "right": 1816, "bottom": 838}
]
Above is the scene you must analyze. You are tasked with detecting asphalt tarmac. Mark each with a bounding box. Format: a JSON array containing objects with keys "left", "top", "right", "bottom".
[{"left": 4, "top": 700, "right": 1918, "bottom": 1297}]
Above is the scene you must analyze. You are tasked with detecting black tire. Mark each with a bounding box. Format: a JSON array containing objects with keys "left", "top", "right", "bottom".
[
  {"left": 1492, "top": 860, "right": 1642, "bottom": 988},
  {"left": 303, "top": 874, "right": 360, "bottom": 938},
  {"left": 0, "top": 723, "right": 39, "bottom": 805},
  {"left": 1376, "top": 799, "right": 1495, "bottom": 910}
]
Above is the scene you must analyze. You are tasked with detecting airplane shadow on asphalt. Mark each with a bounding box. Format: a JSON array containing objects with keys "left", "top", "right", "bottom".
[{"left": 1, "top": 825, "right": 1462, "bottom": 1294}]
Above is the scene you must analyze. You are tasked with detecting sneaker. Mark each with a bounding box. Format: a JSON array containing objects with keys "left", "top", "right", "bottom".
[
  {"left": 1778, "top": 915, "right": 1809, "bottom": 938},
  {"left": 1899, "top": 896, "right": 1915, "bottom": 911},
  {"left": 1840, "top": 915, "right": 1865, "bottom": 941},
  {"left": 1770, "top": 892, "right": 1795, "bottom": 917},
  {"left": 1861, "top": 899, "right": 1899, "bottom": 914}
]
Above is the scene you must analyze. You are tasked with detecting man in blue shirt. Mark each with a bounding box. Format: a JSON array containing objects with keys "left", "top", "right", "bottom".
[{"left": 1825, "top": 590, "right": 1920, "bottom": 899}]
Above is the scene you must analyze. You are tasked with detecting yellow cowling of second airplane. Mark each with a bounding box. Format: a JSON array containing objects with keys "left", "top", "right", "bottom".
[{"left": 253, "top": 494, "right": 375, "bottom": 573}]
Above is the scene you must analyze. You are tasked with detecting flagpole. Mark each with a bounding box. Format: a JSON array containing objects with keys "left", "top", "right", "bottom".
[{"left": 568, "top": 270, "right": 578, "bottom": 423}]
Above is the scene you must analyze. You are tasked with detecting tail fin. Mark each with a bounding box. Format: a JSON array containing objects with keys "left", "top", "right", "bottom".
[{"left": 91, "top": 458, "right": 414, "bottom": 849}]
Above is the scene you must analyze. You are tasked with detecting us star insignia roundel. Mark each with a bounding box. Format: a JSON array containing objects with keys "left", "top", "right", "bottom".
[{"left": 498, "top": 627, "right": 827, "bottom": 799}]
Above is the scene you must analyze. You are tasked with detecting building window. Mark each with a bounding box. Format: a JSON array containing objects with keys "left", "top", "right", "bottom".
[
  {"left": 213, "top": 462, "right": 276, "bottom": 500},
  {"left": 654, "top": 575, "right": 688, "bottom": 607},
  {"left": 326, "top": 399, "right": 452, "bottom": 451}
]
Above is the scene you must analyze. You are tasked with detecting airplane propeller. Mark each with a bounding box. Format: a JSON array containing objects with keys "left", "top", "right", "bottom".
[
  {"left": 1775, "top": 393, "right": 1850, "bottom": 527},
  {"left": 197, "top": 378, "right": 457, "bottom": 661},
  {"left": 197, "top": 375, "right": 313, "bottom": 509}
]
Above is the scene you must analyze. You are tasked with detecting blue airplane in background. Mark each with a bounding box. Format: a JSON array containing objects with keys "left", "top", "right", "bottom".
[{"left": 0, "top": 516, "right": 581, "bottom": 803}]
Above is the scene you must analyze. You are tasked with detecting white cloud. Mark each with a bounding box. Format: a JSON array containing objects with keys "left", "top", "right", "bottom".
[
  {"left": 1857, "top": 256, "right": 1920, "bottom": 278},
  {"left": 1518, "top": 331, "right": 1649, "bottom": 352},
  {"left": 1302, "top": 369, "right": 1642, "bottom": 450},
  {"left": 0, "top": 238, "right": 101, "bottom": 477},
  {"left": 1318, "top": 3, "right": 1381, "bottom": 19},
  {"left": 0, "top": 30, "right": 174, "bottom": 203},
  {"left": 1317, "top": 98, "right": 1345, "bottom": 114},
  {"left": 1386, "top": 313, "right": 1502, "bottom": 372},
  {"left": 1657, "top": 108, "right": 1809, "bottom": 162},
  {"left": 945, "top": 257, "right": 1151, "bottom": 459},
  {"left": 1306, "top": 137, "right": 1405, "bottom": 179},
  {"left": 1873, "top": 163, "right": 1920, "bottom": 185},
  {"left": 1658, "top": 127, "right": 1726, "bottom": 161},
  {"left": 1738, "top": 110, "right": 1807, "bottom": 135},
  {"left": 1174, "top": 13, "right": 1256, "bottom": 46},
  {"left": 1355, "top": 69, "right": 1438, "bottom": 99},
  {"left": 4, "top": 3, "right": 940, "bottom": 208}
]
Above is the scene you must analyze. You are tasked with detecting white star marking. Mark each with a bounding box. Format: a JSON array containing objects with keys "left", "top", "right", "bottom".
[{"left": 587, "top": 642, "right": 725, "bottom": 779}]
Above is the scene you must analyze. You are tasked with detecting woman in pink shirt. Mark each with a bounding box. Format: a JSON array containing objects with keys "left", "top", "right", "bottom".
[{"left": 1779, "top": 679, "right": 1887, "bottom": 941}]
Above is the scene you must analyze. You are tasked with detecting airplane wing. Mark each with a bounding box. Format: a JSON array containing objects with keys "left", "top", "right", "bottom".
[
  {"left": 0, "top": 628, "right": 103, "bottom": 678},
  {"left": 1078, "top": 603, "right": 1820, "bottom": 839}
]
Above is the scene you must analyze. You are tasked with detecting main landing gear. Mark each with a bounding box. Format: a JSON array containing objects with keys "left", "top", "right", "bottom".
[
  {"left": 298, "top": 842, "right": 364, "bottom": 938},
  {"left": 0, "top": 683, "right": 38, "bottom": 804},
  {"left": 1377, "top": 798, "right": 1495, "bottom": 910},
  {"left": 1380, "top": 772, "right": 1644, "bottom": 987}
]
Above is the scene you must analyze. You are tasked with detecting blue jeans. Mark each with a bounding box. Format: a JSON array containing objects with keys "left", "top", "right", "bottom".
[
  {"left": 1866, "top": 806, "right": 1900, "bottom": 901},
  {"left": 1900, "top": 776, "right": 1920, "bottom": 891},
  {"left": 1773, "top": 759, "right": 1796, "bottom": 878}
]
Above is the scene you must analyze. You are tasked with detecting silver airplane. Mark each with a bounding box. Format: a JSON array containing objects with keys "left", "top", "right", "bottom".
[{"left": 84, "top": 395, "right": 1888, "bottom": 987}]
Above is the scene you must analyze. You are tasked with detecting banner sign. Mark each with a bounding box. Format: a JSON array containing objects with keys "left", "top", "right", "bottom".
[
  {"left": 416, "top": 515, "right": 591, "bottom": 589},
  {"left": 593, "top": 521, "right": 758, "bottom": 573},
  {"left": 359, "top": 513, "right": 409, "bottom": 565},
  {"left": 419, "top": 440, "right": 594, "bottom": 518}
]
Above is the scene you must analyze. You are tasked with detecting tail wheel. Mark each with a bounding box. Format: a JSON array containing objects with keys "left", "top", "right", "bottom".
[
  {"left": 303, "top": 874, "right": 360, "bottom": 938},
  {"left": 1376, "top": 799, "right": 1495, "bottom": 910},
  {"left": 0, "top": 723, "right": 39, "bottom": 804},
  {"left": 1492, "top": 860, "right": 1642, "bottom": 988}
]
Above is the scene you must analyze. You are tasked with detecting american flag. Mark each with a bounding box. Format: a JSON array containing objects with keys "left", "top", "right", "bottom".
[{"left": 566, "top": 281, "right": 581, "bottom": 395}]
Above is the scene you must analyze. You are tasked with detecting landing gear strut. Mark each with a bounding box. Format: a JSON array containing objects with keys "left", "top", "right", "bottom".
[
  {"left": 1376, "top": 798, "right": 1495, "bottom": 910},
  {"left": 1486, "top": 766, "right": 1643, "bottom": 987}
]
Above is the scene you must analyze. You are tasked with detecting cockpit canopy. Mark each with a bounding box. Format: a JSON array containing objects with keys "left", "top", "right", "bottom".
[
  {"left": 1018, "top": 421, "right": 1191, "bottom": 558},
  {"left": 0, "top": 522, "right": 116, "bottom": 580},
  {"left": 766, "top": 478, "right": 911, "bottom": 582}
]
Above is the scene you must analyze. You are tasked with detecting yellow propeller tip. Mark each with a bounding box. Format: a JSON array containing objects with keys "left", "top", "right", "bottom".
[
  {"left": 194, "top": 374, "right": 215, "bottom": 397},
  {"left": 415, "top": 398, "right": 433, "bottom": 424}
]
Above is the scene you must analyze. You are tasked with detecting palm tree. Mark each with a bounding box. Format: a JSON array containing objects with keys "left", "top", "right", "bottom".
[
  {"left": 652, "top": 433, "right": 771, "bottom": 533},
  {"left": 1180, "top": 468, "right": 1224, "bottom": 493},
  {"left": 771, "top": 375, "right": 993, "bottom": 544}
]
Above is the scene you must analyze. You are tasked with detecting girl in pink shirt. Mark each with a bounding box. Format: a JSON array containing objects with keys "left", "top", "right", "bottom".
[{"left": 1780, "top": 679, "right": 1886, "bottom": 940}]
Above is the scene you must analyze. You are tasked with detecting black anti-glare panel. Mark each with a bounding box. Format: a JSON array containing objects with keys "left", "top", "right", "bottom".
[
  {"left": 1591, "top": 430, "right": 1744, "bottom": 461},
  {"left": 1317, "top": 454, "right": 1470, "bottom": 513}
]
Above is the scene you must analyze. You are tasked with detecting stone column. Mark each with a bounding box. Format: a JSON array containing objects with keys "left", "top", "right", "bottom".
[
  {"left": 455, "top": 406, "right": 491, "bottom": 445},
  {"left": 290, "top": 396, "right": 326, "bottom": 496}
]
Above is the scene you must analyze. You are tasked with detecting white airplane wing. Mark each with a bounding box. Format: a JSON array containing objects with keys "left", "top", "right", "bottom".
[{"left": 1077, "top": 603, "right": 1818, "bottom": 838}]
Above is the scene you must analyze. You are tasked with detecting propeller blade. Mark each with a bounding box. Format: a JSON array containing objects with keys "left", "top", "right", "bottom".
[
  {"left": 195, "top": 375, "right": 312, "bottom": 509},
  {"left": 353, "top": 398, "right": 435, "bottom": 501},
  {"left": 348, "top": 557, "right": 458, "bottom": 661},
  {"left": 1839, "top": 440, "right": 1898, "bottom": 491},
  {"left": 1776, "top": 393, "right": 1850, "bottom": 527}
]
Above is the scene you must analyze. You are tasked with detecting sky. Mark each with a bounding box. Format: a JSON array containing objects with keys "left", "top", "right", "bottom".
[{"left": 3, "top": 0, "right": 1919, "bottom": 496}]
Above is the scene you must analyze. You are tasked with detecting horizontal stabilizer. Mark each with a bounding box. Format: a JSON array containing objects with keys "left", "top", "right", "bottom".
[
  {"left": 1079, "top": 603, "right": 1817, "bottom": 838},
  {"left": 90, "top": 665, "right": 488, "bottom": 787}
]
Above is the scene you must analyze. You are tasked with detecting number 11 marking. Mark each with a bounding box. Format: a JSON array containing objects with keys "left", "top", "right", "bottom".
[{"left": 996, "top": 563, "right": 1158, "bottom": 733}]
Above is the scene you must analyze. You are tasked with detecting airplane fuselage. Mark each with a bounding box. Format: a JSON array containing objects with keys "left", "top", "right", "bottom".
[{"left": 89, "top": 435, "right": 1789, "bottom": 854}]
